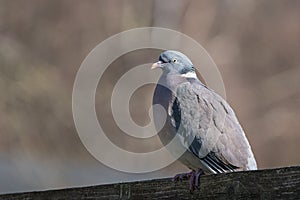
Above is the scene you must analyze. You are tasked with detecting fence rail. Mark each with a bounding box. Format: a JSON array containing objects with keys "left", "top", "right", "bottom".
[{"left": 1, "top": 166, "right": 299, "bottom": 199}]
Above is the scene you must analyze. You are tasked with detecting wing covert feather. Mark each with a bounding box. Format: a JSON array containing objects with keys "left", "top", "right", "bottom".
[{"left": 169, "top": 81, "right": 255, "bottom": 172}]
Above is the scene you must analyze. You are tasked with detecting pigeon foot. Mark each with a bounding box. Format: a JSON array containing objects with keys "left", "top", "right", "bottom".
[{"left": 172, "top": 169, "right": 204, "bottom": 192}]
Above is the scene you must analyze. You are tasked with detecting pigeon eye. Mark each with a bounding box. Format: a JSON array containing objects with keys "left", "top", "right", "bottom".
[{"left": 172, "top": 58, "right": 177, "bottom": 63}]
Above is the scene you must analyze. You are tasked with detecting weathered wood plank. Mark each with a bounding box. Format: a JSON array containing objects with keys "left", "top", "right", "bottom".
[{"left": 1, "top": 166, "right": 299, "bottom": 200}]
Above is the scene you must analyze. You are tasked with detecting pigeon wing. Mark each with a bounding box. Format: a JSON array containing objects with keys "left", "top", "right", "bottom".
[{"left": 169, "top": 81, "right": 256, "bottom": 173}]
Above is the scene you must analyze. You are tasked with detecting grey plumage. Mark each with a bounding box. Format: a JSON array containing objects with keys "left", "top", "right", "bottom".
[{"left": 152, "top": 50, "right": 257, "bottom": 174}]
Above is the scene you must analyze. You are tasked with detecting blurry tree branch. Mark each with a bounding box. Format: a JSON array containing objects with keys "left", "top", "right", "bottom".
[{"left": 151, "top": 0, "right": 191, "bottom": 30}]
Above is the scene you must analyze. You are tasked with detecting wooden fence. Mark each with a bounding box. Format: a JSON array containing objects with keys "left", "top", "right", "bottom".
[{"left": 0, "top": 166, "right": 299, "bottom": 199}]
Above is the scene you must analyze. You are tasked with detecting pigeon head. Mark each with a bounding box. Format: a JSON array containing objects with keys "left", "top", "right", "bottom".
[{"left": 151, "top": 50, "right": 196, "bottom": 78}]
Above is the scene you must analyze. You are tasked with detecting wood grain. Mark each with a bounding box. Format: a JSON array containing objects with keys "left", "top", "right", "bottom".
[{"left": 1, "top": 166, "right": 299, "bottom": 200}]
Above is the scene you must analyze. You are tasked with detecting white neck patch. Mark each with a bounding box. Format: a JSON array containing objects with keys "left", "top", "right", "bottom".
[{"left": 180, "top": 71, "right": 197, "bottom": 79}]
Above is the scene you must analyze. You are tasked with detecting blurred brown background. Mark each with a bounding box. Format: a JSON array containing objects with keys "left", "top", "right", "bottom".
[{"left": 1, "top": 0, "right": 300, "bottom": 194}]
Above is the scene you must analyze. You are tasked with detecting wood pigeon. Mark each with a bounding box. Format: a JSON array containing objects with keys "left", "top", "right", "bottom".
[{"left": 151, "top": 50, "right": 257, "bottom": 190}]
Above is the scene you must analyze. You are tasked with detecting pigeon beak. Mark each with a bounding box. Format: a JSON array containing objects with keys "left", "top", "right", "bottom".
[{"left": 151, "top": 61, "right": 163, "bottom": 70}]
